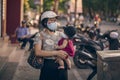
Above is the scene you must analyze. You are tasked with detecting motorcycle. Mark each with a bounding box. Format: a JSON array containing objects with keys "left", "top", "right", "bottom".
[
  {"left": 73, "top": 34, "right": 103, "bottom": 69},
  {"left": 73, "top": 34, "right": 104, "bottom": 80},
  {"left": 73, "top": 29, "right": 119, "bottom": 80}
]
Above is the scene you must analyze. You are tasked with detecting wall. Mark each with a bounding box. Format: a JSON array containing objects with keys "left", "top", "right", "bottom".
[
  {"left": 0, "top": 0, "right": 2, "bottom": 37},
  {"left": 6, "top": 0, "right": 22, "bottom": 43}
]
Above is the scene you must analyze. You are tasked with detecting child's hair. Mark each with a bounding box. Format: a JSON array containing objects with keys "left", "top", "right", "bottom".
[{"left": 63, "top": 26, "right": 76, "bottom": 39}]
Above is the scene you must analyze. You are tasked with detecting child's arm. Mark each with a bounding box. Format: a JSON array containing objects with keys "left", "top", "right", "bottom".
[{"left": 56, "top": 39, "right": 68, "bottom": 49}]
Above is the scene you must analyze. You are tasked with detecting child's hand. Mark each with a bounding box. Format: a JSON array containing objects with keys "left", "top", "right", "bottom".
[
  {"left": 55, "top": 58, "right": 61, "bottom": 63},
  {"left": 54, "top": 45, "right": 59, "bottom": 49}
]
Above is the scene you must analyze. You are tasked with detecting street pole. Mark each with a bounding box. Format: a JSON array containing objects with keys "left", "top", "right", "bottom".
[{"left": 74, "top": 0, "right": 77, "bottom": 26}]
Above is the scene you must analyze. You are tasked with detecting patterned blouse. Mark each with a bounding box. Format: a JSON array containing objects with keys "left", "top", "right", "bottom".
[{"left": 34, "top": 31, "right": 62, "bottom": 59}]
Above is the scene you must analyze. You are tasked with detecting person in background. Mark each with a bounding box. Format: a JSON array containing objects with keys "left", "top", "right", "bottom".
[
  {"left": 15, "top": 20, "right": 29, "bottom": 49},
  {"left": 94, "top": 14, "right": 101, "bottom": 27},
  {"left": 79, "top": 13, "right": 84, "bottom": 28},
  {"left": 27, "top": 22, "right": 39, "bottom": 51},
  {"left": 102, "top": 30, "right": 120, "bottom": 50},
  {"left": 109, "top": 31, "right": 120, "bottom": 50},
  {"left": 55, "top": 26, "right": 76, "bottom": 69},
  {"left": 34, "top": 10, "right": 68, "bottom": 80}
]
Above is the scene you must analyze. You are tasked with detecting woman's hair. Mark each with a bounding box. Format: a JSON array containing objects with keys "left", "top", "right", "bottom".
[{"left": 41, "top": 18, "right": 48, "bottom": 28}]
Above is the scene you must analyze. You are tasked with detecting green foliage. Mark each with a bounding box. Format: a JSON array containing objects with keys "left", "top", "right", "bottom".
[
  {"left": 43, "top": 0, "right": 54, "bottom": 11},
  {"left": 24, "top": 0, "right": 30, "bottom": 12},
  {"left": 59, "top": 0, "right": 69, "bottom": 13},
  {"left": 83, "top": 0, "right": 120, "bottom": 16},
  {"left": 43, "top": 0, "right": 69, "bottom": 13},
  {"left": 24, "top": 0, "right": 70, "bottom": 13},
  {"left": 28, "top": 0, "right": 37, "bottom": 9},
  {"left": 24, "top": 0, "right": 120, "bottom": 15}
]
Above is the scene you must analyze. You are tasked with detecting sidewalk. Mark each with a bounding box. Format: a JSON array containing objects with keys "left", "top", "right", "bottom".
[
  {"left": 12, "top": 51, "right": 40, "bottom": 80},
  {"left": 12, "top": 50, "right": 97, "bottom": 80},
  {"left": 12, "top": 51, "right": 78, "bottom": 80},
  {"left": 0, "top": 38, "right": 26, "bottom": 80},
  {"left": 0, "top": 39, "right": 97, "bottom": 80}
]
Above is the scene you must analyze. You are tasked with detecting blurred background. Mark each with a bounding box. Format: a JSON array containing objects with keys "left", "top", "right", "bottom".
[{"left": 0, "top": 0, "right": 120, "bottom": 42}]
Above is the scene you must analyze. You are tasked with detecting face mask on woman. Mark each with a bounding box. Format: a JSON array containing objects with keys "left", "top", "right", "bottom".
[{"left": 47, "top": 22, "right": 57, "bottom": 31}]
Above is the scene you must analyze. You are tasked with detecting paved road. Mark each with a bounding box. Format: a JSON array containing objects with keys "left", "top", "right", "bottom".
[{"left": 12, "top": 50, "right": 95, "bottom": 80}]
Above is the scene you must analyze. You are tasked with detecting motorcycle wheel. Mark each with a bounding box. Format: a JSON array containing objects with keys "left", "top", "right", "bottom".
[{"left": 73, "top": 51, "right": 89, "bottom": 69}]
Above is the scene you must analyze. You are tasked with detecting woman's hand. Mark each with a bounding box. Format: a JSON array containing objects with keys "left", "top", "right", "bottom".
[{"left": 56, "top": 50, "right": 68, "bottom": 59}]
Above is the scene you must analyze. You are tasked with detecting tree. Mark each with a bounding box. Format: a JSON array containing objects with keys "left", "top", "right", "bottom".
[
  {"left": 43, "top": 0, "right": 69, "bottom": 13},
  {"left": 28, "top": 0, "right": 37, "bottom": 9},
  {"left": 24, "top": 0, "right": 30, "bottom": 12},
  {"left": 83, "top": 0, "right": 120, "bottom": 20}
]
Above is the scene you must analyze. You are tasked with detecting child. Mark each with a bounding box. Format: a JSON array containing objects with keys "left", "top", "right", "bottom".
[{"left": 55, "top": 26, "right": 76, "bottom": 69}]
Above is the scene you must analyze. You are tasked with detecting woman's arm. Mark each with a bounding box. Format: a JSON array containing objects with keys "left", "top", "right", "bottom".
[{"left": 34, "top": 43, "right": 68, "bottom": 59}]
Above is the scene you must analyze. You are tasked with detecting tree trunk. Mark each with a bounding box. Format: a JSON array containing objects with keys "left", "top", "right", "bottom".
[{"left": 54, "top": 0, "right": 59, "bottom": 14}]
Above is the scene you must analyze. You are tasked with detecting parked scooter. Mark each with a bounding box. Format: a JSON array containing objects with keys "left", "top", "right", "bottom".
[
  {"left": 73, "top": 29, "right": 119, "bottom": 80},
  {"left": 73, "top": 34, "right": 104, "bottom": 80},
  {"left": 73, "top": 34, "right": 103, "bottom": 69}
]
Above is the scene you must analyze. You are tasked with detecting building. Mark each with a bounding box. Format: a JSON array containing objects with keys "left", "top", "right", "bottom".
[
  {"left": 70, "top": 0, "right": 83, "bottom": 13},
  {"left": 0, "top": 0, "right": 24, "bottom": 43}
]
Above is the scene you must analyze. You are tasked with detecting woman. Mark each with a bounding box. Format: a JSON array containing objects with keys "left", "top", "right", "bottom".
[{"left": 34, "top": 11, "right": 68, "bottom": 80}]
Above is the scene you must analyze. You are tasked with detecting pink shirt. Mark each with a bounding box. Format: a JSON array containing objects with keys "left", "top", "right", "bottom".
[{"left": 58, "top": 38, "right": 75, "bottom": 57}]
